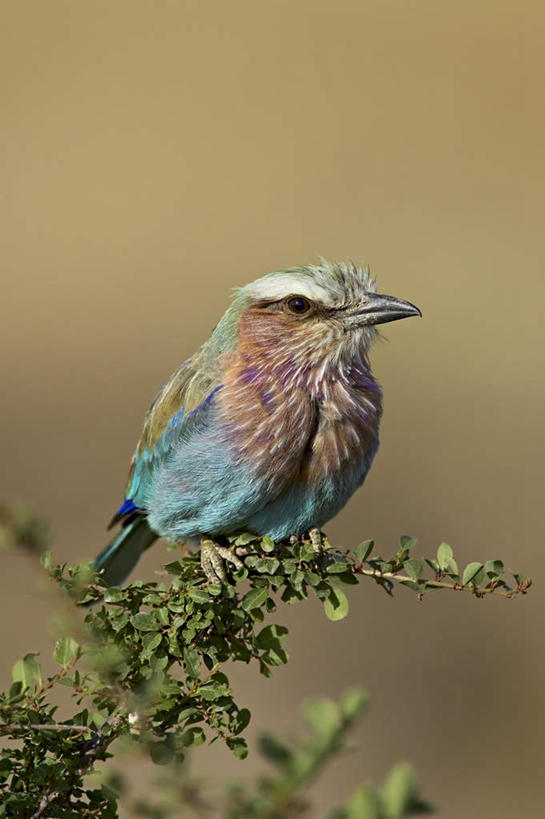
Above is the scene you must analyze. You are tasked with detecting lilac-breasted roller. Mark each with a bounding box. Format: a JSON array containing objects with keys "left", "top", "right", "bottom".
[{"left": 94, "top": 261, "right": 420, "bottom": 585}]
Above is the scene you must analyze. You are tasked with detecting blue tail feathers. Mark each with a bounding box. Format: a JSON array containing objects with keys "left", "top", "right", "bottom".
[{"left": 94, "top": 516, "right": 157, "bottom": 586}]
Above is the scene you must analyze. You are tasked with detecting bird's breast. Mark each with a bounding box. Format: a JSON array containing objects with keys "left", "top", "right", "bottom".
[{"left": 217, "top": 355, "right": 382, "bottom": 491}]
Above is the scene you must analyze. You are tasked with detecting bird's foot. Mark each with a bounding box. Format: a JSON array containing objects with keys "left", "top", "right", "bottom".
[
  {"left": 308, "top": 527, "right": 329, "bottom": 565},
  {"left": 290, "top": 528, "right": 329, "bottom": 564},
  {"left": 200, "top": 538, "right": 243, "bottom": 584}
]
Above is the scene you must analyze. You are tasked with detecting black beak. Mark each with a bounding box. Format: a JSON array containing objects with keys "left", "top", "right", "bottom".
[{"left": 351, "top": 293, "right": 422, "bottom": 326}]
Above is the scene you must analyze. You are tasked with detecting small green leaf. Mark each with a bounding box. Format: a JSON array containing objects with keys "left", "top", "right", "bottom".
[
  {"left": 103, "top": 587, "right": 125, "bottom": 603},
  {"left": 356, "top": 540, "right": 374, "bottom": 562},
  {"left": 131, "top": 613, "right": 160, "bottom": 631},
  {"left": 303, "top": 698, "right": 340, "bottom": 739},
  {"left": 181, "top": 726, "right": 205, "bottom": 747},
  {"left": 150, "top": 740, "right": 175, "bottom": 765},
  {"left": 232, "top": 707, "right": 251, "bottom": 735},
  {"left": 484, "top": 559, "right": 504, "bottom": 578},
  {"left": 445, "top": 558, "right": 459, "bottom": 577},
  {"left": 141, "top": 632, "right": 162, "bottom": 661},
  {"left": 340, "top": 687, "right": 369, "bottom": 721},
  {"left": 12, "top": 653, "right": 42, "bottom": 691},
  {"left": 259, "top": 734, "right": 293, "bottom": 769},
  {"left": 403, "top": 558, "right": 424, "bottom": 581},
  {"left": 282, "top": 585, "right": 303, "bottom": 604},
  {"left": 343, "top": 785, "right": 382, "bottom": 819},
  {"left": 245, "top": 556, "right": 280, "bottom": 574},
  {"left": 326, "top": 558, "right": 351, "bottom": 574},
  {"left": 437, "top": 542, "right": 453, "bottom": 570},
  {"left": 183, "top": 646, "right": 200, "bottom": 679},
  {"left": 323, "top": 588, "right": 349, "bottom": 621},
  {"left": 399, "top": 535, "right": 417, "bottom": 551},
  {"left": 381, "top": 761, "right": 419, "bottom": 817},
  {"left": 462, "top": 562, "right": 484, "bottom": 586},
  {"left": 54, "top": 637, "right": 79, "bottom": 668},
  {"left": 189, "top": 589, "right": 210, "bottom": 604},
  {"left": 227, "top": 736, "right": 248, "bottom": 758},
  {"left": 400, "top": 579, "right": 421, "bottom": 592},
  {"left": 241, "top": 586, "right": 268, "bottom": 611},
  {"left": 234, "top": 532, "right": 257, "bottom": 546},
  {"left": 424, "top": 557, "right": 439, "bottom": 573},
  {"left": 261, "top": 536, "right": 275, "bottom": 553}
]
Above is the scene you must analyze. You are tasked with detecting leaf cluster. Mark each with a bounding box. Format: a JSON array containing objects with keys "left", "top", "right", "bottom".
[{"left": 0, "top": 526, "right": 530, "bottom": 816}]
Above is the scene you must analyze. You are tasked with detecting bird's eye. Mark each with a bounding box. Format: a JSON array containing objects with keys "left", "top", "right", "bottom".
[{"left": 286, "top": 296, "right": 311, "bottom": 315}]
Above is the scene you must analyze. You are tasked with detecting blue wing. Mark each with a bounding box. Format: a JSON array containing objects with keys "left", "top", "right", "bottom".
[
  {"left": 142, "top": 386, "right": 275, "bottom": 540},
  {"left": 108, "top": 411, "right": 184, "bottom": 527},
  {"left": 108, "top": 405, "right": 187, "bottom": 527}
]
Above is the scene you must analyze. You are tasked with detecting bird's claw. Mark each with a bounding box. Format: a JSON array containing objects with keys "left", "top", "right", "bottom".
[
  {"left": 200, "top": 538, "right": 243, "bottom": 584},
  {"left": 291, "top": 528, "right": 329, "bottom": 565},
  {"left": 309, "top": 527, "right": 329, "bottom": 566}
]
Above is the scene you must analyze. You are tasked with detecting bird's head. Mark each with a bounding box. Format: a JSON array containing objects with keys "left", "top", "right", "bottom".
[{"left": 228, "top": 260, "right": 420, "bottom": 372}]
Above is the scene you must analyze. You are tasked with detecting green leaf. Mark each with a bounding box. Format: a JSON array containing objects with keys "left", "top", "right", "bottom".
[
  {"left": 304, "top": 697, "right": 340, "bottom": 740},
  {"left": 245, "top": 555, "right": 280, "bottom": 574},
  {"left": 183, "top": 646, "right": 200, "bottom": 679},
  {"left": 340, "top": 687, "right": 369, "bottom": 721},
  {"left": 12, "top": 653, "right": 42, "bottom": 691},
  {"left": 445, "top": 558, "right": 459, "bottom": 577},
  {"left": 150, "top": 740, "right": 175, "bottom": 765},
  {"left": 327, "top": 558, "right": 351, "bottom": 574},
  {"left": 462, "top": 562, "right": 484, "bottom": 586},
  {"left": 400, "top": 579, "right": 421, "bottom": 592},
  {"left": 403, "top": 558, "right": 423, "bottom": 581},
  {"left": 255, "top": 624, "right": 289, "bottom": 666},
  {"left": 381, "top": 761, "right": 418, "bottom": 817},
  {"left": 234, "top": 532, "right": 257, "bottom": 546},
  {"left": 484, "top": 559, "right": 504, "bottom": 578},
  {"left": 131, "top": 612, "right": 160, "bottom": 631},
  {"left": 356, "top": 540, "right": 375, "bottom": 562},
  {"left": 323, "top": 588, "right": 349, "bottom": 621},
  {"left": 259, "top": 734, "right": 293, "bottom": 769},
  {"left": 181, "top": 726, "right": 205, "bottom": 747},
  {"left": 163, "top": 560, "right": 184, "bottom": 575},
  {"left": 53, "top": 637, "right": 79, "bottom": 668},
  {"left": 189, "top": 588, "right": 211, "bottom": 604},
  {"left": 103, "top": 587, "right": 125, "bottom": 603},
  {"left": 261, "top": 536, "right": 275, "bottom": 553},
  {"left": 343, "top": 785, "right": 383, "bottom": 818},
  {"left": 227, "top": 736, "right": 248, "bottom": 758},
  {"left": 424, "top": 557, "right": 439, "bottom": 573},
  {"left": 436, "top": 542, "right": 453, "bottom": 570},
  {"left": 282, "top": 585, "right": 303, "bottom": 604},
  {"left": 141, "top": 632, "right": 162, "bottom": 661},
  {"left": 232, "top": 708, "right": 251, "bottom": 735},
  {"left": 399, "top": 535, "right": 417, "bottom": 551},
  {"left": 241, "top": 586, "right": 268, "bottom": 611}
]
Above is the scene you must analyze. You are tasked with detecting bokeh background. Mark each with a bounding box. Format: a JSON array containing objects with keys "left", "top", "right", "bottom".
[{"left": 2, "top": 1, "right": 544, "bottom": 815}]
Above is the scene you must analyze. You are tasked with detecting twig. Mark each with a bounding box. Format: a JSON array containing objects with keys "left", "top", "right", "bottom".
[
  {"left": 356, "top": 566, "right": 532, "bottom": 598},
  {"left": 0, "top": 722, "right": 92, "bottom": 734},
  {"left": 30, "top": 711, "right": 126, "bottom": 818}
]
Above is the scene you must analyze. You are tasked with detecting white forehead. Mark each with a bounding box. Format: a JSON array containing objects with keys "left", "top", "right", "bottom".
[
  {"left": 246, "top": 273, "right": 332, "bottom": 303},
  {"left": 244, "top": 260, "right": 376, "bottom": 307}
]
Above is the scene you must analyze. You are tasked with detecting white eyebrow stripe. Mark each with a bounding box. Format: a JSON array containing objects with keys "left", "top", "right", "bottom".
[{"left": 246, "top": 274, "right": 334, "bottom": 305}]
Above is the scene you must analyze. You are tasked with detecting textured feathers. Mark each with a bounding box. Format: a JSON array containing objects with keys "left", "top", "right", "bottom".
[
  {"left": 94, "top": 517, "right": 157, "bottom": 586},
  {"left": 95, "top": 260, "right": 396, "bottom": 584}
]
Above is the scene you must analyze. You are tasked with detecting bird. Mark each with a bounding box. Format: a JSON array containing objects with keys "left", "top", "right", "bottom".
[{"left": 94, "top": 260, "right": 420, "bottom": 586}]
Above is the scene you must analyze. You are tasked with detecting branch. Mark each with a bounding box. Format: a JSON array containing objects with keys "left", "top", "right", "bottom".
[
  {"left": 356, "top": 565, "right": 533, "bottom": 599},
  {"left": 0, "top": 723, "right": 92, "bottom": 734},
  {"left": 0, "top": 503, "right": 530, "bottom": 816}
]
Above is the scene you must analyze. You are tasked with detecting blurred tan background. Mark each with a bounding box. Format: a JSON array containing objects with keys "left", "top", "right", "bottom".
[{"left": 2, "top": 1, "right": 544, "bottom": 815}]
